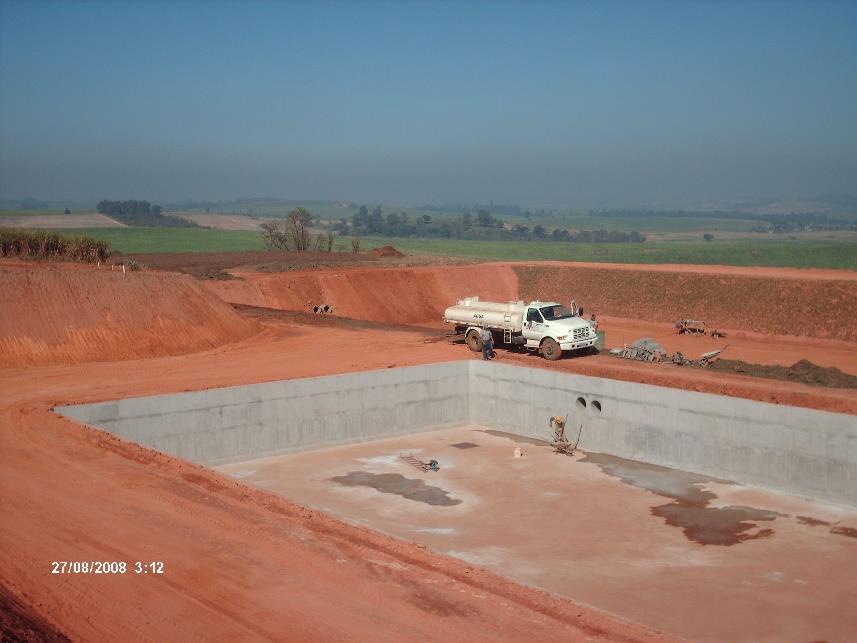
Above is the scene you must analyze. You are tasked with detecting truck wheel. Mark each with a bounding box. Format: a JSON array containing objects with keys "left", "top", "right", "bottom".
[
  {"left": 541, "top": 338, "right": 561, "bottom": 361},
  {"left": 466, "top": 330, "right": 483, "bottom": 352}
]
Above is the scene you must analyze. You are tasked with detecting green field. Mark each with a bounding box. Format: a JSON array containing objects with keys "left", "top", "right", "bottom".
[
  {"left": 64, "top": 226, "right": 857, "bottom": 270},
  {"left": 0, "top": 209, "right": 73, "bottom": 217},
  {"left": 361, "top": 237, "right": 857, "bottom": 269},
  {"left": 66, "top": 228, "right": 267, "bottom": 253}
]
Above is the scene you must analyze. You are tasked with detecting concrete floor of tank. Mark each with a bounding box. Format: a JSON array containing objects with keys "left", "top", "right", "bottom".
[{"left": 218, "top": 425, "right": 857, "bottom": 643}]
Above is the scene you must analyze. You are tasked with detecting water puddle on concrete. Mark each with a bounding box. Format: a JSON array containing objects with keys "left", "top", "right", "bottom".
[
  {"left": 580, "top": 453, "right": 785, "bottom": 546},
  {"left": 330, "top": 472, "right": 462, "bottom": 506}
]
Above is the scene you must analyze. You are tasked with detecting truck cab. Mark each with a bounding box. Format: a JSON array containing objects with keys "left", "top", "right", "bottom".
[{"left": 522, "top": 302, "right": 596, "bottom": 360}]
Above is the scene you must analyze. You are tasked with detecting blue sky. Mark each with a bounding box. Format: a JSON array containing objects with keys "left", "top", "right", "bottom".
[{"left": 1, "top": 1, "right": 855, "bottom": 207}]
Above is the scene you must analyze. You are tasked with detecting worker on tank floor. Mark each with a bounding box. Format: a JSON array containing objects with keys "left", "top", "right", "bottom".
[{"left": 480, "top": 324, "right": 494, "bottom": 360}]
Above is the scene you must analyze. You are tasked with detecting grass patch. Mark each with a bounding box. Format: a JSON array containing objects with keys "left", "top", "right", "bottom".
[
  {"left": 360, "top": 237, "right": 857, "bottom": 270},
  {"left": 0, "top": 209, "right": 72, "bottom": 217},
  {"left": 60, "top": 228, "right": 267, "bottom": 254}
]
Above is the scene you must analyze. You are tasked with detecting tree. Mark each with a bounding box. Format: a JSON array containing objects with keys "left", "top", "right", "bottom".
[
  {"left": 703, "top": 233, "right": 714, "bottom": 242},
  {"left": 532, "top": 224, "right": 546, "bottom": 239},
  {"left": 64, "top": 208, "right": 71, "bottom": 214},
  {"left": 368, "top": 206, "right": 384, "bottom": 233},
  {"left": 261, "top": 221, "right": 288, "bottom": 249},
  {"left": 285, "top": 207, "right": 313, "bottom": 251},
  {"left": 513, "top": 224, "right": 530, "bottom": 240},
  {"left": 351, "top": 236, "right": 361, "bottom": 253},
  {"left": 352, "top": 205, "right": 369, "bottom": 230},
  {"left": 477, "top": 210, "right": 492, "bottom": 227},
  {"left": 386, "top": 212, "right": 401, "bottom": 230},
  {"left": 262, "top": 207, "right": 314, "bottom": 251}
]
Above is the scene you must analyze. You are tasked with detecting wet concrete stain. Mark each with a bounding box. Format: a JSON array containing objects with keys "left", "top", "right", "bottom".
[
  {"left": 580, "top": 452, "right": 786, "bottom": 546},
  {"left": 479, "top": 429, "right": 549, "bottom": 446},
  {"left": 330, "top": 472, "right": 462, "bottom": 506},
  {"left": 449, "top": 442, "right": 479, "bottom": 449},
  {"left": 831, "top": 526, "right": 857, "bottom": 539},
  {"left": 795, "top": 516, "right": 857, "bottom": 539}
]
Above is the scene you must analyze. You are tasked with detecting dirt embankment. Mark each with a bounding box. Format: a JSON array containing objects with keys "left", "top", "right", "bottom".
[
  {"left": 206, "top": 264, "right": 520, "bottom": 325},
  {"left": 516, "top": 265, "right": 857, "bottom": 342},
  {"left": 127, "top": 250, "right": 383, "bottom": 279},
  {"left": 708, "top": 358, "right": 857, "bottom": 389},
  {"left": 0, "top": 263, "right": 257, "bottom": 367}
]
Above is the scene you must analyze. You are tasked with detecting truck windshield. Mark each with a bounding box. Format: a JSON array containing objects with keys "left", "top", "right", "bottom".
[{"left": 539, "top": 305, "right": 575, "bottom": 321}]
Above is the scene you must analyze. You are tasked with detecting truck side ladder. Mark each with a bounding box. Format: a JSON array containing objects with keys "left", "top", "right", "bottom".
[{"left": 503, "top": 313, "right": 512, "bottom": 344}]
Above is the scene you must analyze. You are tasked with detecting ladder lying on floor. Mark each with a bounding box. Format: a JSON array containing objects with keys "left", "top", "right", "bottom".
[{"left": 399, "top": 452, "right": 439, "bottom": 472}]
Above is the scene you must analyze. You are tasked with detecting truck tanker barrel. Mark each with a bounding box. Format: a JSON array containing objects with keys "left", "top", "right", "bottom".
[{"left": 443, "top": 297, "right": 525, "bottom": 329}]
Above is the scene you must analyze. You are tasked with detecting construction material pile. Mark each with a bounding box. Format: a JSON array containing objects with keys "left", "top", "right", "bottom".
[
  {"left": 609, "top": 337, "right": 726, "bottom": 367},
  {"left": 612, "top": 338, "right": 669, "bottom": 362}
]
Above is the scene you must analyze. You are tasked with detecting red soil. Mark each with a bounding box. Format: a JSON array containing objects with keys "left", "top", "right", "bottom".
[
  {"left": 2, "top": 258, "right": 857, "bottom": 640},
  {"left": 599, "top": 315, "right": 857, "bottom": 377},
  {"left": 0, "top": 261, "right": 256, "bottom": 367},
  {"left": 369, "top": 244, "right": 406, "bottom": 257},
  {"left": 516, "top": 260, "right": 857, "bottom": 281},
  {"left": 515, "top": 263, "right": 857, "bottom": 342},
  {"left": 206, "top": 264, "right": 519, "bottom": 325}
]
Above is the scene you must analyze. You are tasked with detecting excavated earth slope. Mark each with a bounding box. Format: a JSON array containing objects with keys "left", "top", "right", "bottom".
[
  {"left": 205, "top": 260, "right": 857, "bottom": 343},
  {"left": 0, "top": 262, "right": 256, "bottom": 367},
  {"left": 516, "top": 264, "right": 857, "bottom": 342},
  {"left": 205, "top": 264, "right": 520, "bottom": 325}
]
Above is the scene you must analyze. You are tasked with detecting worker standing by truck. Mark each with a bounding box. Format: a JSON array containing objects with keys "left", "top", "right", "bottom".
[{"left": 480, "top": 324, "right": 494, "bottom": 360}]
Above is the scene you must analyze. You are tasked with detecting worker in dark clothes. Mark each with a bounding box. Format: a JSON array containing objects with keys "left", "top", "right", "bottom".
[{"left": 480, "top": 324, "right": 494, "bottom": 360}]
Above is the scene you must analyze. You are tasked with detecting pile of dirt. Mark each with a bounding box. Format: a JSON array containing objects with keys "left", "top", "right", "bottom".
[
  {"left": 709, "top": 358, "right": 857, "bottom": 389},
  {"left": 205, "top": 264, "right": 519, "bottom": 325},
  {"left": 368, "top": 245, "right": 406, "bottom": 258},
  {"left": 516, "top": 264, "right": 857, "bottom": 342},
  {"left": 0, "top": 263, "right": 256, "bottom": 367}
]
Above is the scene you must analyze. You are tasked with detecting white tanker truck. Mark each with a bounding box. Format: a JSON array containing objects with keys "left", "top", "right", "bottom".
[{"left": 443, "top": 296, "right": 596, "bottom": 360}]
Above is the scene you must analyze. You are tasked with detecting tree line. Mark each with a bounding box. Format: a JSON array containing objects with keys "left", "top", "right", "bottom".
[
  {"left": 333, "top": 206, "right": 645, "bottom": 243},
  {"left": 96, "top": 200, "right": 197, "bottom": 228}
]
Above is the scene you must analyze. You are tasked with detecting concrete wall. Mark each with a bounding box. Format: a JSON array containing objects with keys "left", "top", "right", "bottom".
[
  {"left": 470, "top": 361, "right": 857, "bottom": 507},
  {"left": 57, "top": 360, "right": 857, "bottom": 506},
  {"left": 57, "top": 362, "right": 469, "bottom": 465}
]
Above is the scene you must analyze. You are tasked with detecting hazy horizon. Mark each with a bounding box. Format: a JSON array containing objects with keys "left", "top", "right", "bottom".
[{"left": 1, "top": 1, "right": 856, "bottom": 208}]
